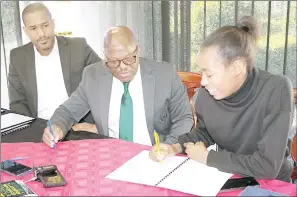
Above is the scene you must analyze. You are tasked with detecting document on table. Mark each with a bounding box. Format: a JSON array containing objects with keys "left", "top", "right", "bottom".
[
  {"left": 1, "top": 113, "right": 34, "bottom": 130},
  {"left": 106, "top": 150, "right": 187, "bottom": 186},
  {"left": 106, "top": 150, "right": 233, "bottom": 196}
]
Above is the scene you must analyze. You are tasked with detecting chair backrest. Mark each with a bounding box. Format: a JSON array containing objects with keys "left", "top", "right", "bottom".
[
  {"left": 177, "top": 71, "right": 202, "bottom": 128},
  {"left": 292, "top": 135, "right": 297, "bottom": 163},
  {"left": 177, "top": 71, "right": 202, "bottom": 100},
  {"left": 292, "top": 88, "right": 297, "bottom": 165},
  {"left": 293, "top": 88, "right": 297, "bottom": 105}
]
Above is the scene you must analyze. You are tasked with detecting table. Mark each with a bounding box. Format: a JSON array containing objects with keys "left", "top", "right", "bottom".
[
  {"left": 1, "top": 139, "right": 296, "bottom": 196},
  {"left": 1, "top": 110, "right": 110, "bottom": 143}
]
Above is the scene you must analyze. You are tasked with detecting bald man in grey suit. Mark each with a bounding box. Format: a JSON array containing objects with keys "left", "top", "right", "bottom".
[{"left": 42, "top": 26, "right": 193, "bottom": 147}]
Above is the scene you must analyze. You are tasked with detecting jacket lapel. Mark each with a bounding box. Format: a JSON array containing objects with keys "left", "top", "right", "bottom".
[
  {"left": 99, "top": 70, "right": 113, "bottom": 136},
  {"left": 57, "top": 36, "right": 71, "bottom": 95},
  {"left": 24, "top": 43, "right": 38, "bottom": 116},
  {"left": 140, "top": 58, "right": 155, "bottom": 144}
]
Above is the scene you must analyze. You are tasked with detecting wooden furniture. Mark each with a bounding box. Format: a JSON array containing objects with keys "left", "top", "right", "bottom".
[
  {"left": 177, "top": 71, "right": 202, "bottom": 100},
  {"left": 293, "top": 88, "right": 297, "bottom": 105},
  {"left": 291, "top": 135, "right": 297, "bottom": 181},
  {"left": 291, "top": 88, "right": 297, "bottom": 181},
  {"left": 177, "top": 72, "right": 202, "bottom": 128}
]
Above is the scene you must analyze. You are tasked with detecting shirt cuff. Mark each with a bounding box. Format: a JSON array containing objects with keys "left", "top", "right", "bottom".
[{"left": 177, "top": 136, "right": 187, "bottom": 154}]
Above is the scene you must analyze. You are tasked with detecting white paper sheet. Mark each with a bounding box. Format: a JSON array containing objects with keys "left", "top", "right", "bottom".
[
  {"left": 1, "top": 113, "right": 34, "bottom": 130},
  {"left": 157, "top": 159, "right": 233, "bottom": 196},
  {"left": 106, "top": 150, "right": 188, "bottom": 186},
  {"left": 106, "top": 149, "right": 233, "bottom": 196}
]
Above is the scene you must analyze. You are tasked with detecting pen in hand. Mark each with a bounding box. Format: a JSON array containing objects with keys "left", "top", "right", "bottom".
[
  {"left": 47, "top": 120, "right": 56, "bottom": 149},
  {"left": 154, "top": 131, "right": 160, "bottom": 153},
  {"left": 154, "top": 131, "right": 162, "bottom": 163}
]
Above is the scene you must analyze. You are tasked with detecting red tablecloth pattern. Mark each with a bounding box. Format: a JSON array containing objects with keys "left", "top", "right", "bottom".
[{"left": 1, "top": 139, "right": 296, "bottom": 196}]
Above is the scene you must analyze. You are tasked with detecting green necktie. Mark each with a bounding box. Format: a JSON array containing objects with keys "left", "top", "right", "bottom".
[{"left": 119, "top": 82, "right": 133, "bottom": 141}]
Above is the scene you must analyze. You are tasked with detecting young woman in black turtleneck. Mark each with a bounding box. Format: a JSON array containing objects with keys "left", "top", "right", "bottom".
[{"left": 150, "top": 15, "right": 294, "bottom": 182}]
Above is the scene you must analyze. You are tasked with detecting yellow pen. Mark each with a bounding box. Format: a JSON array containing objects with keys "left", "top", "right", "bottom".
[
  {"left": 154, "top": 131, "right": 162, "bottom": 163},
  {"left": 154, "top": 130, "right": 160, "bottom": 153}
]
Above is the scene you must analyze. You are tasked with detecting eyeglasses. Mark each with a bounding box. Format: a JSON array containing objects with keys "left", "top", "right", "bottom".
[{"left": 105, "top": 46, "right": 138, "bottom": 69}]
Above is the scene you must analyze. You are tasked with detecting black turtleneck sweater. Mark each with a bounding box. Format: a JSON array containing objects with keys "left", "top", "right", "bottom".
[{"left": 178, "top": 68, "right": 294, "bottom": 182}]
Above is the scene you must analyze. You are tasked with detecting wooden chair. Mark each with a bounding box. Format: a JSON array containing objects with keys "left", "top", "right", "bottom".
[
  {"left": 291, "top": 88, "right": 297, "bottom": 181},
  {"left": 177, "top": 71, "right": 202, "bottom": 128},
  {"left": 291, "top": 135, "right": 297, "bottom": 181},
  {"left": 293, "top": 87, "right": 297, "bottom": 105}
]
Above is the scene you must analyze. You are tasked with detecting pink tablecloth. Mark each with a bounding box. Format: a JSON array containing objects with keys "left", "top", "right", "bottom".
[{"left": 1, "top": 139, "right": 296, "bottom": 196}]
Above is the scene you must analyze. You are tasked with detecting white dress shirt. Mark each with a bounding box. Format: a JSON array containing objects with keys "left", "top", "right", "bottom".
[
  {"left": 108, "top": 66, "right": 152, "bottom": 146},
  {"left": 34, "top": 37, "right": 69, "bottom": 120}
]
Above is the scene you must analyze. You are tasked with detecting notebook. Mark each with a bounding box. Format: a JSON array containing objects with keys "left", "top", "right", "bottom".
[
  {"left": 106, "top": 150, "right": 233, "bottom": 196},
  {"left": 1, "top": 113, "right": 35, "bottom": 136},
  {"left": 0, "top": 180, "right": 38, "bottom": 196},
  {"left": 238, "top": 186, "right": 289, "bottom": 196}
]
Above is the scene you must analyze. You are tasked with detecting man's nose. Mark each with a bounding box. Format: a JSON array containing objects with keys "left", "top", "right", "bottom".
[
  {"left": 37, "top": 27, "right": 45, "bottom": 37},
  {"left": 118, "top": 61, "right": 128, "bottom": 70}
]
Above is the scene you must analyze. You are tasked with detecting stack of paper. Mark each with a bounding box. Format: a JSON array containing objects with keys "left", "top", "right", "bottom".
[{"left": 1, "top": 113, "right": 34, "bottom": 135}]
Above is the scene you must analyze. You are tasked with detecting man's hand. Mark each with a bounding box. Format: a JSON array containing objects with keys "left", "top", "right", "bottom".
[
  {"left": 72, "top": 123, "right": 98, "bottom": 133},
  {"left": 184, "top": 141, "right": 209, "bottom": 164},
  {"left": 42, "top": 125, "right": 64, "bottom": 148},
  {"left": 149, "top": 143, "right": 182, "bottom": 162}
]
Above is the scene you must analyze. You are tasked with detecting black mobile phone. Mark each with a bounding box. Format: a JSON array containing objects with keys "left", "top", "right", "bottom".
[
  {"left": 221, "top": 177, "right": 260, "bottom": 191},
  {"left": 0, "top": 160, "right": 32, "bottom": 176},
  {"left": 36, "top": 165, "right": 67, "bottom": 188}
]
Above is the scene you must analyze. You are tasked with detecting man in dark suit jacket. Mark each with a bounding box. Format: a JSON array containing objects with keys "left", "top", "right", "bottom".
[{"left": 8, "top": 3, "right": 101, "bottom": 131}]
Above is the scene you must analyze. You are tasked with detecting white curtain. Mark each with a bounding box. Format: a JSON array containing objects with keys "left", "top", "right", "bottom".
[{"left": 71, "top": 1, "right": 162, "bottom": 60}]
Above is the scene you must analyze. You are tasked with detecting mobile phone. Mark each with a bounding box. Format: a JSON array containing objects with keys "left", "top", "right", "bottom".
[
  {"left": 0, "top": 160, "right": 32, "bottom": 176},
  {"left": 37, "top": 165, "right": 67, "bottom": 188},
  {"left": 221, "top": 177, "right": 260, "bottom": 191}
]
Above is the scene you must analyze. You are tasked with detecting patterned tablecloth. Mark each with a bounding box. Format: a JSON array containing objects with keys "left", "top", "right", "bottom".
[{"left": 1, "top": 139, "right": 296, "bottom": 196}]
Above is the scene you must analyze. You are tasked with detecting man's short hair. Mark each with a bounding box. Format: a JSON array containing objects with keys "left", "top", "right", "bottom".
[{"left": 22, "top": 3, "right": 52, "bottom": 25}]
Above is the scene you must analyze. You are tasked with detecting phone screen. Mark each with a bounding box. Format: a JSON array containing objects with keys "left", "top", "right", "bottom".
[
  {"left": 221, "top": 177, "right": 259, "bottom": 191},
  {"left": 42, "top": 170, "right": 66, "bottom": 186},
  {"left": 1, "top": 160, "right": 32, "bottom": 176}
]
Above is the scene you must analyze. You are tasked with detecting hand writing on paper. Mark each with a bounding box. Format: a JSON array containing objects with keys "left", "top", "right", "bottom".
[
  {"left": 72, "top": 123, "right": 98, "bottom": 133},
  {"left": 42, "top": 125, "right": 64, "bottom": 148},
  {"left": 149, "top": 143, "right": 181, "bottom": 162},
  {"left": 184, "top": 141, "right": 209, "bottom": 165}
]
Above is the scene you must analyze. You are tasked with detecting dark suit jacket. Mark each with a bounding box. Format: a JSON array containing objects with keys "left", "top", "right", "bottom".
[
  {"left": 8, "top": 36, "right": 101, "bottom": 120},
  {"left": 51, "top": 58, "right": 194, "bottom": 144}
]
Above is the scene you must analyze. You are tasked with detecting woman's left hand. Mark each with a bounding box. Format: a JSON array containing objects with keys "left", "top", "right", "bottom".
[{"left": 184, "top": 141, "right": 209, "bottom": 164}]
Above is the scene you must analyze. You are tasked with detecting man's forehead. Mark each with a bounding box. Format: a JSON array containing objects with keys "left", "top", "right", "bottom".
[
  {"left": 24, "top": 12, "right": 51, "bottom": 25},
  {"left": 105, "top": 44, "right": 136, "bottom": 54}
]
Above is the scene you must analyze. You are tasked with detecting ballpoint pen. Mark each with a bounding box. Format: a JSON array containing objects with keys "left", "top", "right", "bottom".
[
  {"left": 47, "top": 120, "right": 56, "bottom": 149},
  {"left": 11, "top": 156, "right": 29, "bottom": 161}
]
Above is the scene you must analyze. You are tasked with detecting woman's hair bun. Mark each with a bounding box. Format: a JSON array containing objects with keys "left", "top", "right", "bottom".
[{"left": 236, "top": 15, "right": 260, "bottom": 41}]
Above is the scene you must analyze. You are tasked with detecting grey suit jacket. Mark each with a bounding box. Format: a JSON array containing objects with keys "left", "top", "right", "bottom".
[
  {"left": 51, "top": 58, "right": 193, "bottom": 144},
  {"left": 8, "top": 36, "right": 101, "bottom": 119}
]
